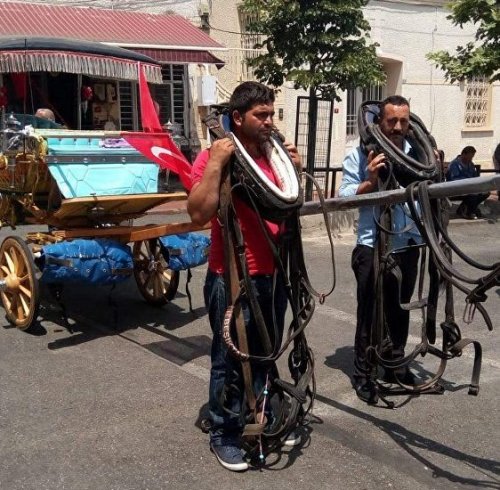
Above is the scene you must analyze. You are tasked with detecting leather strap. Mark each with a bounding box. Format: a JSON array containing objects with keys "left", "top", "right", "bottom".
[{"left": 219, "top": 169, "right": 257, "bottom": 413}]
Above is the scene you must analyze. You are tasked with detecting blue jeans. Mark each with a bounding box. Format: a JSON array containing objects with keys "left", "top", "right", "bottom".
[{"left": 203, "top": 270, "right": 287, "bottom": 446}]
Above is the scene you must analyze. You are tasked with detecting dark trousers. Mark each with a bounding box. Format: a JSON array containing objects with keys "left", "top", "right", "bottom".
[
  {"left": 351, "top": 244, "right": 420, "bottom": 381},
  {"left": 457, "top": 193, "right": 489, "bottom": 215}
]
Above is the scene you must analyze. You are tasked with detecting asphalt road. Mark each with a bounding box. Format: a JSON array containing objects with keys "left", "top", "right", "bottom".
[{"left": 0, "top": 215, "right": 498, "bottom": 490}]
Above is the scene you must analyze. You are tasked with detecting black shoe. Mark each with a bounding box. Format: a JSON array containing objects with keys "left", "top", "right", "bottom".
[
  {"left": 354, "top": 379, "right": 378, "bottom": 404},
  {"left": 381, "top": 367, "right": 417, "bottom": 385},
  {"left": 456, "top": 203, "right": 467, "bottom": 218},
  {"left": 464, "top": 213, "right": 478, "bottom": 220}
]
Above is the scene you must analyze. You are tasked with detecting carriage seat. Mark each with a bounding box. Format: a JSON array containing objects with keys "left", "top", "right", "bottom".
[
  {"left": 13, "top": 114, "right": 62, "bottom": 130},
  {"left": 44, "top": 134, "right": 159, "bottom": 199}
]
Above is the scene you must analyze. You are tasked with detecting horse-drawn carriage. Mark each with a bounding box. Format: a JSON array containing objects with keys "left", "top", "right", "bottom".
[{"left": 0, "top": 115, "right": 204, "bottom": 331}]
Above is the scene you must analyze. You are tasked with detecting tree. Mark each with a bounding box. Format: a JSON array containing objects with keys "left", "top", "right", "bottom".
[
  {"left": 241, "top": 0, "right": 385, "bottom": 199},
  {"left": 427, "top": 0, "right": 500, "bottom": 83}
]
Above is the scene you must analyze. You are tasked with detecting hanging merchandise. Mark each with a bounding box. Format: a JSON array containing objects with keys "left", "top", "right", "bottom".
[
  {"left": 0, "top": 86, "right": 8, "bottom": 108},
  {"left": 10, "top": 73, "right": 27, "bottom": 100},
  {"left": 81, "top": 85, "right": 93, "bottom": 115}
]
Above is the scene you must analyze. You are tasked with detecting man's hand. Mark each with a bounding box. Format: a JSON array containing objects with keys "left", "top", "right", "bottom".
[
  {"left": 209, "top": 137, "right": 235, "bottom": 168},
  {"left": 367, "top": 150, "right": 386, "bottom": 185},
  {"left": 356, "top": 150, "right": 386, "bottom": 195},
  {"left": 284, "top": 142, "right": 302, "bottom": 171}
]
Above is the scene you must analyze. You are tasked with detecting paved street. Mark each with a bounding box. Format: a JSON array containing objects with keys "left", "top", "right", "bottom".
[{"left": 0, "top": 214, "right": 498, "bottom": 489}]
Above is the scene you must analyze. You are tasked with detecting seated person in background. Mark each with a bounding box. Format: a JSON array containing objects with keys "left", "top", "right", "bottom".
[
  {"left": 493, "top": 143, "right": 500, "bottom": 199},
  {"left": 31, "top": 108, "right": 63, "bottom": 129},
  {"left": 446, "top": 145, "right": 489, "bottom": 219},
  {"left": 35, "top": 108, "right": 56, "bottom": 122}
]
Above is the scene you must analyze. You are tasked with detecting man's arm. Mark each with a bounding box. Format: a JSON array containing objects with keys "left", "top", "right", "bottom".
[
  {"left": 447, "top": 161, "right": 465, "bottom": 181},
  {"left": 187, "top": 138, "right": 234, "bottom": 226}
]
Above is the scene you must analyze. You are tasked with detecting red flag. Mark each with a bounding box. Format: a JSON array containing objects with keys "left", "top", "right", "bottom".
[
  {"left": 122, "top": 63, "right": 192, "bottom": 190},
  {"left": 137, "top": 63, "right": 162, "bottom": 133},
  {"left": 122, "top": 132, "right": 193, "bottom": 191}
]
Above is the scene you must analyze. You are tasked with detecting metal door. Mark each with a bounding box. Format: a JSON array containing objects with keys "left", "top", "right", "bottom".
[{"left": 294, "top": 96, "right": 334, "bottom": 199}]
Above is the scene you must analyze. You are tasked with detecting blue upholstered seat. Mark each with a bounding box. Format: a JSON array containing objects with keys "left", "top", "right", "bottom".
[{"left": 46, "top": 136, "right": 159, "bottom": 198}]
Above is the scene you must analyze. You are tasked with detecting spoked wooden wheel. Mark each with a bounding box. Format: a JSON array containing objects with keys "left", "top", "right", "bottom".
[
  {"left": 133, "top": 238, "right": 179, "bottom": 306},
  {"left": 0, "top": 236, "right": 40, "bottom": 330}
]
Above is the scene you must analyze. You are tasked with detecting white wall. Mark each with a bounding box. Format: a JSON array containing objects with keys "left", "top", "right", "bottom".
[
  {"left": 208, "top": 0, "right": 499, "bottom": 169},
  {"left": 332, "top": 1, "right": 499, "bottom": 167},
  {"left": 17, "top": 0, "right": 202, "bottom": 20},
  {"left": 369, "top": 1, "right": 498, "bottom": 165}
]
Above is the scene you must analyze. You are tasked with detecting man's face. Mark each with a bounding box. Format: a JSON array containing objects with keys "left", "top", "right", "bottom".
[
  {"left": 233, "top": 103, "right": 274, "bottom": 145},
  {"left": 379, "top": 103, "right": 410, "bottom": 148},
  {"left": 461, "top": 151, "right": 475, "bottom": 164}
]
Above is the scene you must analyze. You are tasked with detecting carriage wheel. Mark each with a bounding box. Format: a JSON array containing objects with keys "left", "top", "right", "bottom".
[
  {"left": 133, "top": 238, "right": 179, "bottom": 306},
  {"left": 0, "top": 236, "right": 40, "bottom": 330}
]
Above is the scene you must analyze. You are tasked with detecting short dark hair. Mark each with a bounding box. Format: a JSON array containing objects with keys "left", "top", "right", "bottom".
[
  {"left": 379, "top": 95, "right": 410, "bottom": 119},
  {"left": 461, "top": 145, "right": 476, "bottom": 155},
  {"left": 228, "top": 81, "right": 275, "bottom": 118}
]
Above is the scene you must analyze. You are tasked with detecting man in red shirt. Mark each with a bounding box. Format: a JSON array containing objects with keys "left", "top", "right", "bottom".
[{"left": 188, "top": 82, "right": 301, "bottom": 471}]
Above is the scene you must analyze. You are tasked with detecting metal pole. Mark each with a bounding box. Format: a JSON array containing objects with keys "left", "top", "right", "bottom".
[
  {"left": 305, "top": 87, "right": 317, "bottom": 201},
  {"left": 300, "top": 175, "right": 500, "bottom": 216}
]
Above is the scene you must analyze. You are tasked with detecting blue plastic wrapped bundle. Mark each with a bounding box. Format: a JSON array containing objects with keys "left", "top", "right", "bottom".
[{"left": 39, "top": 239, "right": 133, "bottom": 285}]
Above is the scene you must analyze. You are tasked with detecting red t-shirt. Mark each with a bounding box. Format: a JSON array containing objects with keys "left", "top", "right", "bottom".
[{"left": 191, "top": 149, "right": 281, "bottom": 275}]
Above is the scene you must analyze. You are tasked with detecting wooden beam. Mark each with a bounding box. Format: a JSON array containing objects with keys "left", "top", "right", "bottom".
[{"left": 52, "top": 221, "right": 211, "bottom": 242}]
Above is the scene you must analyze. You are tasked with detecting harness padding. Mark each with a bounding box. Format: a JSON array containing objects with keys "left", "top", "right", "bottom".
[{"left": 231, "top": 132, "right": 300, "bottom": 202}]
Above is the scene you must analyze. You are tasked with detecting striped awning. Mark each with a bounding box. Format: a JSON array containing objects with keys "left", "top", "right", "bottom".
[
  {"left": 131, "top": 48, "right": 225, "bottom": 67},
  {"left": 0, "top": 37, "right": 163, "bottom": 84}
]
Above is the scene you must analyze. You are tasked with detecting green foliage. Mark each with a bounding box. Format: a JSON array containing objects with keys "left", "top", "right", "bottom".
[
  {"left": 241, "top": 0, "right": 385, "bottom": 100},
  {"left": 427, "top": 0, "right": 500, "bottom": 82}
]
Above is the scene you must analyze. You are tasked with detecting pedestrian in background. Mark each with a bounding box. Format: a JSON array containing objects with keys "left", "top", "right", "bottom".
[
  {"left": 493, "top": 143, "right": 500, "bottom": 199},
  {"left": 447, "top": 146, "right": 489, "bottom": 219},
  {"left": 35, "top": 107, "right": 56, "bottom": 122}
]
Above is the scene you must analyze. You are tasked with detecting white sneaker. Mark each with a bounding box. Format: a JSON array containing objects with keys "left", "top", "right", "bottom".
[{"left": 283, "top": 431, "right": 301, "bottom": 447}]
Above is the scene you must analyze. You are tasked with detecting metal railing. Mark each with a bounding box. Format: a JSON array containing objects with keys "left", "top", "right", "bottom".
[
  {"left": 310, "top": 165, "right": 499, "bottom": 202},
  {"left": 301, "top": 175, "right": 500, "bottom": 216}
]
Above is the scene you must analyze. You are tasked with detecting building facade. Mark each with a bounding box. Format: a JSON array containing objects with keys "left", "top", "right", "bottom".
[
  {"left": 0, "top": 1, "right": 223, "bottom": 159},
  {"left": 206, "top": 0, "right": 499, "bottom": 186},
  {"left": 7, "top": 0, "right": 498, "bottom": 179}
]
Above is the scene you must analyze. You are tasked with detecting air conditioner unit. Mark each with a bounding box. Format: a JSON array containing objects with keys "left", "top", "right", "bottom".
[{"left": 197, "top": 75, "right": 217, "bottom": 106}]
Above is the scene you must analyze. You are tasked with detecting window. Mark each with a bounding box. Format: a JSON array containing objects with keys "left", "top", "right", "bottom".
[
  {"left": 239, "top": 10, "right": 262, "bottom": 80},
  {"left": 118, "top": 81, "right": 136, "bottom": 130},
  {"left": 346, "top": 84, "right": 384, "bottom": 137},
  {"left": 152, "top": 64, "right": 187, "bottom": 135},
  {"left": 464, "top": 77, "right": 491, "bottom": 128}
]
